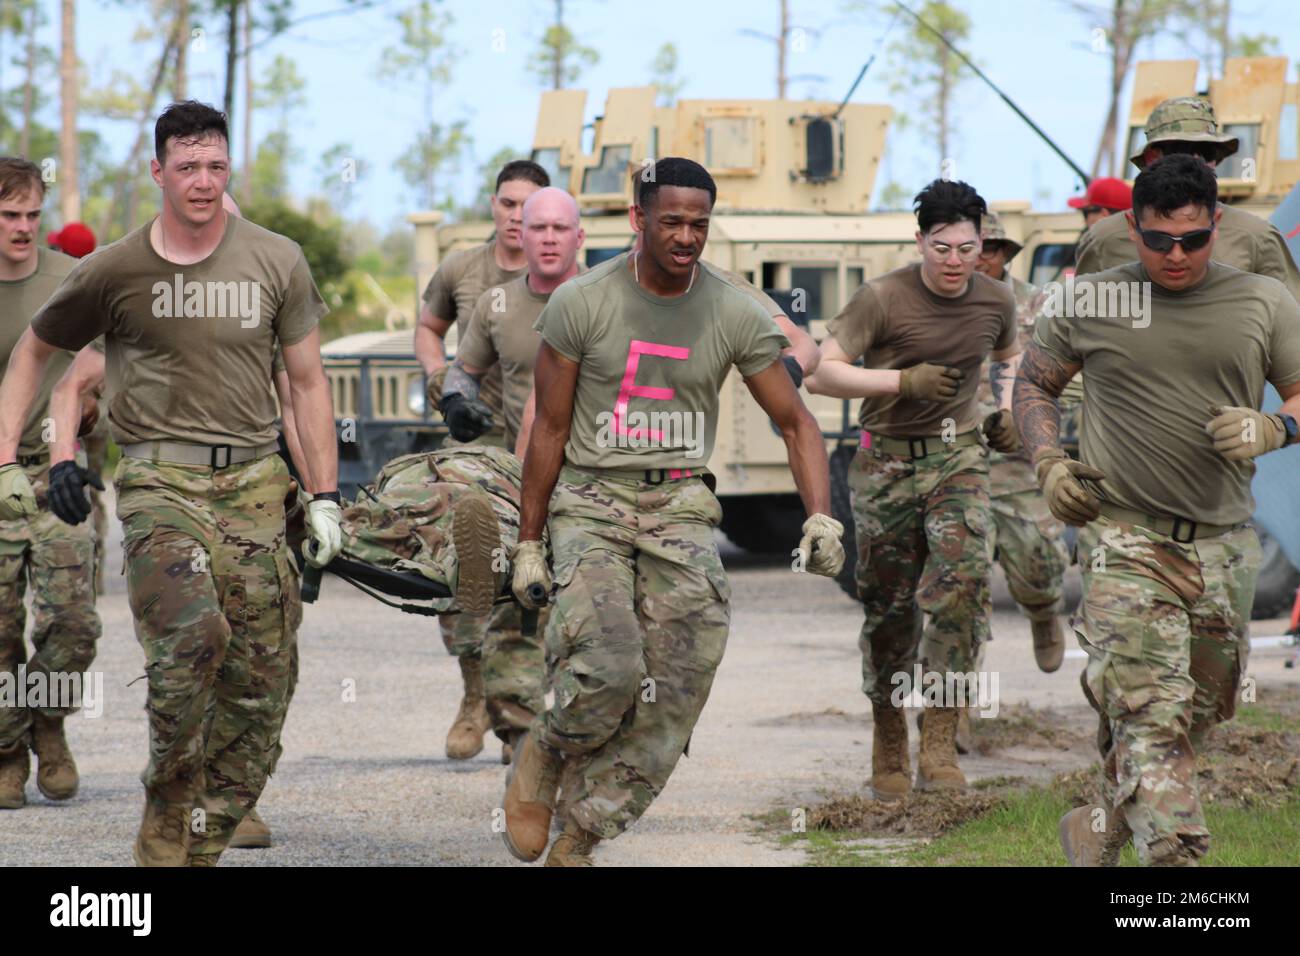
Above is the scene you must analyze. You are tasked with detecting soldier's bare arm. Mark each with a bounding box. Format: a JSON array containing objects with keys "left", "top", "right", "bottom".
[
  {"left": 0, "top": 328, "right": 61, "bottom": 462},
  {"left": 281, "top": 329, "right": 339, "bottom": 494},
  {"left": 414, "top": 302, "right": 453, "bottom": 375},
  {"left": 49, "top": 345, "right": 105, "bottom": 465},
  {"left": 515, "top": 388, "right": 537, "bottom": 459},
  {"left": 273, "top": 366, "right": 314, "bottom": 489},
  {"left": 1012, "top": 342, "right": 1080, "bottom": 464},
  {"left": 774, "top": 313, "right": 820, "bottom": 375},
  {"left": 518, "top": 343, "right": 577, "bottom": 542},
  {"left": 804, "top": 336, "right": 903, "bottom": 398},
  {"left": 744, "top": 359, "right": 831, "bottom": 517},
  {"left": 989, "top": 344, "right": 1023, "bottom": 411}
]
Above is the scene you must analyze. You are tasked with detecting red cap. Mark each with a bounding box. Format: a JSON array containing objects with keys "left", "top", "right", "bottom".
[
  {"left": 1068, "top": 177, "right": 1132, "bottom": 212},
  {"left": 48, "top": 222, "right": 97, "bottom": 258}
]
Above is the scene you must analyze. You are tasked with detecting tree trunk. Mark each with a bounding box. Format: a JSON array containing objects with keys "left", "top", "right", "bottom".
[
  {"left": 20, "top": 0, "right": 37, "bottom": 158},
  {"left": 174, "top": 0, "right": 188, "bottom": 99},
  {"left": 1218, "top": 0, "right": 1231, "bottom": 78},
  {"left": 938, "top": 46, "right": 950, "bottom": 167},
  {"left": 552, "top": 0, "right": 563, "bottom": 90},
  {"left": 242, "top": 0, "right": 252, "bottom": 189},
  {"left": 777, "top": 0, "right": 788, "bottom": 99},
  {"left": 224, "top": 0, "right": 239, "bottom": 122},
  {"left": 59, "top": 0, "right": 79, "bottom": 221}
]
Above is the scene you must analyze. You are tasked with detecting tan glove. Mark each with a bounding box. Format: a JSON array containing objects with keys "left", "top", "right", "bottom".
[
  {"left": 510, "top": 539, "right": 552, "bottom": 609},
  {"left": 982, "top": 409, "right": 1021, "bottom": 454},
  {"left": 0, "top": 463, "right": 38, "bottom": 521},
  {"left": 424, "top": 364, "right": 451, "bottom": 415},
  {"left": 1035, "top": 450, "right": 1106, "bottom": 527},
  {"left": 798, "top": 513, "right": 846, "bottom": 577},
  {"left": 899, "top": 363, "right": 964, "bottom": 402},
  {"left": 1205, "top": 404, "right": 1286, "bottom": 461},
  {"left": 304, "top": 498, "right": 343, "bottom": 568}
]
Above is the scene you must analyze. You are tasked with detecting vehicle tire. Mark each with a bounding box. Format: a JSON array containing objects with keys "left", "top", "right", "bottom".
[
  {"left": 1251, "top": 525, "right": 1300, "bottom": 620},
  {"left": 829, "top": 444, "right": 859, "bottom": 600},
  {"left": 719, "top": 496, "right": 805, "bottom": 554}
]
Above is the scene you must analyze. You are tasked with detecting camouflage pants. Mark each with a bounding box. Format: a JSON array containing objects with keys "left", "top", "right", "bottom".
[
  {"left": 0, "top": 461, "right": 101, "bottom": 751},
  {"left": 989, "top": 486, "right": 1067, "bottom": 620},
  {"left": 115, "top": 454, "right": 300, "bottom": 860},
  {"left": 851, "top": 441, "right": 992, "bottom": 707},
  {"left": 537, "top": 467, "right": 731, "bottom": 840},
  {"left": 1075, "top": 516, "right": 1258, "bottom": 865}
]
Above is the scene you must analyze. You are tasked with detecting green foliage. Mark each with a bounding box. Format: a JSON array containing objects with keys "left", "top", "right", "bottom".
[
  {"left": 458, "top": 145, "right": 521, "bottom": 219},
  {"left": 395, "top": 120, "right": 469, "bottom": 212},
  {"left": 528, "top": 23, "right": 599, "bottom": 90},
  {"left": 647, "top": 42, "right": 684, "bottom": 106},
  {"left": 241, "top": 196, "right": 350, "bottom": 288},
  {"left": 885, "top": 0, "right": 972, "bottom": 167},
  {"left": 375, "top": 0, "right": 455, "bottom": 91}
]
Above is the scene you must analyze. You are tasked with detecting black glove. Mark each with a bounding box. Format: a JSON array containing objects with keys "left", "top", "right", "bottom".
[
  {"left": 781, "top": 354, "right": 804, "bottom": 389},
  {"left": 441, "top": 392, "right": 495, "bottom": 442},
  {"left": 48, "top": 461, "right": 105, "bottom": 526}
]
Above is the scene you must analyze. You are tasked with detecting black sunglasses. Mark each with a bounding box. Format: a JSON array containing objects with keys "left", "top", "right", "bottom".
[{"left": 1137, "top": 227, "right": 1214, "bottom": 253}]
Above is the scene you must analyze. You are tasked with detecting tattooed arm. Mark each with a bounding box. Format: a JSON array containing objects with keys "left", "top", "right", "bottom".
[
  {"left": 988, "top": 345, "right": 1022, "bottom": 411},
  {"left": 1012, "top": 342, "right": 1080, "bottom": 465}
]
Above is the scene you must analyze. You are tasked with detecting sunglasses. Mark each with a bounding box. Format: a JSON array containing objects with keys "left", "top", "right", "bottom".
[{"left": 1137, "top": 227, "right": 1214, "bottom": 253}]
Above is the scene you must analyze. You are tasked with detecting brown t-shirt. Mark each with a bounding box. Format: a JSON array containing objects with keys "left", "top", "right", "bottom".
[
  {"left": 457, "top": 274, "right": 552, "bottom": 450},
  {"left": 537, "top": 253, "right": 789, "bottom": 470},
  {"left": 0, "top": 248, "right": 77, "bottom": 455},
  {"left": 422, "top": 241, "right": 525, "bottom": 417},
  {"left": 829, "top": 263, "right": 1018, "bottom": 437},
  {"left": 31, "top": 216, "right": 326, "bottom": 448},
  {"left": 1034, "top": 261, "right": 1300, "bottom": 525}
]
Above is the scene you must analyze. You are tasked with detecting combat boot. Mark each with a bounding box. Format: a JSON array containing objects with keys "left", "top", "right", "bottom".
[
  {"left": 870, "top": 702, "right": 911, "bottom": 801},
  {"left": 445, "top": 655, "right": 491, "bottom": 760},
  {"left": 0, "top": 742, "right": 30, "bottom": 809},
  {"left": 229, "top": 807, "right": 272, "bottom": 849},
  {"left": 1059, "top": 804, "right": 1132, "bottom": 867},
  {"left": 915, "top": 706, "right": 967, "bottom": 791},
  {"left": 132, "top": 782, "right": 193, "bottom": 867},
  {"left": 955, "top": 707, "right": 974, "bottom": 756},
  {"left": 501, "top": 731, "right": 563, "bottom": 862},
  {"left": 451, "top": 491, "right": 501, "bottom": 617},
  {"left": 1031, "top": 616, "right": 1066, "bottom": 673},
  {"left": 544, "top": 818, "right": 600, "bottom": 867},
  {"left": 31, "top": 713, "right": 79, "bottom": 800}
]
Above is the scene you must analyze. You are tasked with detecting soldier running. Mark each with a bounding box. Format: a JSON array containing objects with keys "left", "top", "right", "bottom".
[
  {"left": 414, "top": 159, "right": 549, "bottom": 761},
  {"left": 0, "top": 157, "right": 103, "bottom": 810},
  {"left": 807, "top": 179, "right": 1021, "bottom": 802},
  {"left": 1016, "top": 154, "right": 1300, "bottom": 866},
  {"left": 502, "top": 157, "right": 843, "bottom": 866},
  {"left": 0, "top": 101, "right": 343, "bottom": 866}
]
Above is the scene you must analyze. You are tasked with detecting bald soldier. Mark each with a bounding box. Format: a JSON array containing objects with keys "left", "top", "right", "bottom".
[{"left": 414, "top": 159, "right": 550, "bottom": 762}]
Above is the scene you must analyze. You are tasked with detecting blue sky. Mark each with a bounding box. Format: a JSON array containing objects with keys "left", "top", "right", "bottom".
[{"left": 19, "top": 0, "right": 1300, "bottom": 230}]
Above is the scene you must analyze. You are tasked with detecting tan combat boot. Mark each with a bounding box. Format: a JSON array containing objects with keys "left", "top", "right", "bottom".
[
  {"left": 1031, "top": 616, "right": 1066, "bottom": 673},
  {"left": 132, "top": 782, "right": 193, "bottom": 867},
  {"left": 452, "top": 491, "right": 501, "bottom": 617},
  {"left": 1059, "top": 804, "right": 1132, "bottom": 867},
  {"left": 31, "top": 713, "right": 79, "bottom": 800},
  {"left": 445, "top": 655, "right": 491, "bottom": 760},
  {"left": 501, "top": 731, "right": 563, "bottom": 862},
  {"left": 916, "top": 706, "right": 968, "bottom": 791},
  {"left": 870, "top": 702, "right": 911, "bottom": 801},
  {"left": 229, "top": 807, "right": 272, "bottom": 848},
  {"left": 0, "top": 743, "right": 30, "bottom": 809},
  {"left": 544, "top": 818, "right": 601, "bottom": 867}
]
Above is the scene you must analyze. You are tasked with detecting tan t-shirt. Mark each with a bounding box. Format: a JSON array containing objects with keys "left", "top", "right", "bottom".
[
  {"left": 537, "top": 253, "right": 789, "bottom": 470},
  {"left": 457, "top": 274, "right": 552, "bottom": 450},
  {"left": 828, "top": 263, "right": 1018, "bottom": 437},
  {"left": 0, "top": 248, "right": 78, "bottom": 456},
  {"left": 422, "top": 241, "right": 525, "bottom": 417},
  {"left": 1075, "top": 203, "right": 1300, "bottom": 300},
  {"left": 1034, "top": 261, "right": 1300, "bottom": 524},
  {"left": 31, "top": 216, "right": 326, "bottom": 448}
]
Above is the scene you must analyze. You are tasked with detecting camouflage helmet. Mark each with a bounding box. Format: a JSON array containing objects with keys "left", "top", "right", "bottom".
[
  {"left": 979, "top": 210, "right": 1021, "bottom": 259},
  {"left": 1129, "top": 96, "right": 1239, "bottom": 170}
]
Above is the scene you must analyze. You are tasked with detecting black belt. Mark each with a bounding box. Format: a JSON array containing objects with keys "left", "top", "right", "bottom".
[{"left": 16, "top": 453, "right": 47, "bottom": 467}]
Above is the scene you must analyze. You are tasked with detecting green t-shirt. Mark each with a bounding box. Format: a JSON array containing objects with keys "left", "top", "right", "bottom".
[
  {"left": 1034, "top": 261, "right": 1300, "bottom": 524},
  {"left": 536, "top": 253, "right": 789, "bottom": 471},
  {"left": 31, "top": 216, "right": 327, "bottom": 448},
  {"left": 422, "top": 241, "right": 525, "bottom": 418},
  {"left": 0, "top": 247, "right": 77, "bottom": 455},
  {"left": 457, "top": 273, "right": 552, "bottom": 451},
  {"left": 828, "top": 263, "right": 1018, "bottom": 437}
]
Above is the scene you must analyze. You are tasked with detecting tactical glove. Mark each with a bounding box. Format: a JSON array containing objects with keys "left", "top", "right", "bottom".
[
  {"left": 48, "top": 461, "right": 105, "bottom": 526},
  {"left": 424, "top": 365, "right": 450, "bottom": 415},
  {"left": 1205, "top": 404, "right": 1286, "bottom": 461},
  {"left": 442, "top": 392, "right": 495, "bottom": 442},
  {"left": 899, "top": 363, "right": 964, "bottom": 402},
  {"left": 798, "top": 512, "right": 846, "bottom": 577},
  {"left": 982, "top": 408, "right": 1021, "bottom": 454},
  {"left": 510, "top": 539, "right": 552, "bottom": 609},
  {"left": 1035, "top": 450, "right": 1106, "bottom": 527},
  {"left": 0, "top": 463, "right": 39, "bottom": 521},
  {"left": 304, "top": 496, "right": 343, "bottom": 568}
]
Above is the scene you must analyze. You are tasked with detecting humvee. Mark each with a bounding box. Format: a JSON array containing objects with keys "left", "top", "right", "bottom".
[{"left": 323, "top": 57, "right": 1300, "bottom": 617}]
